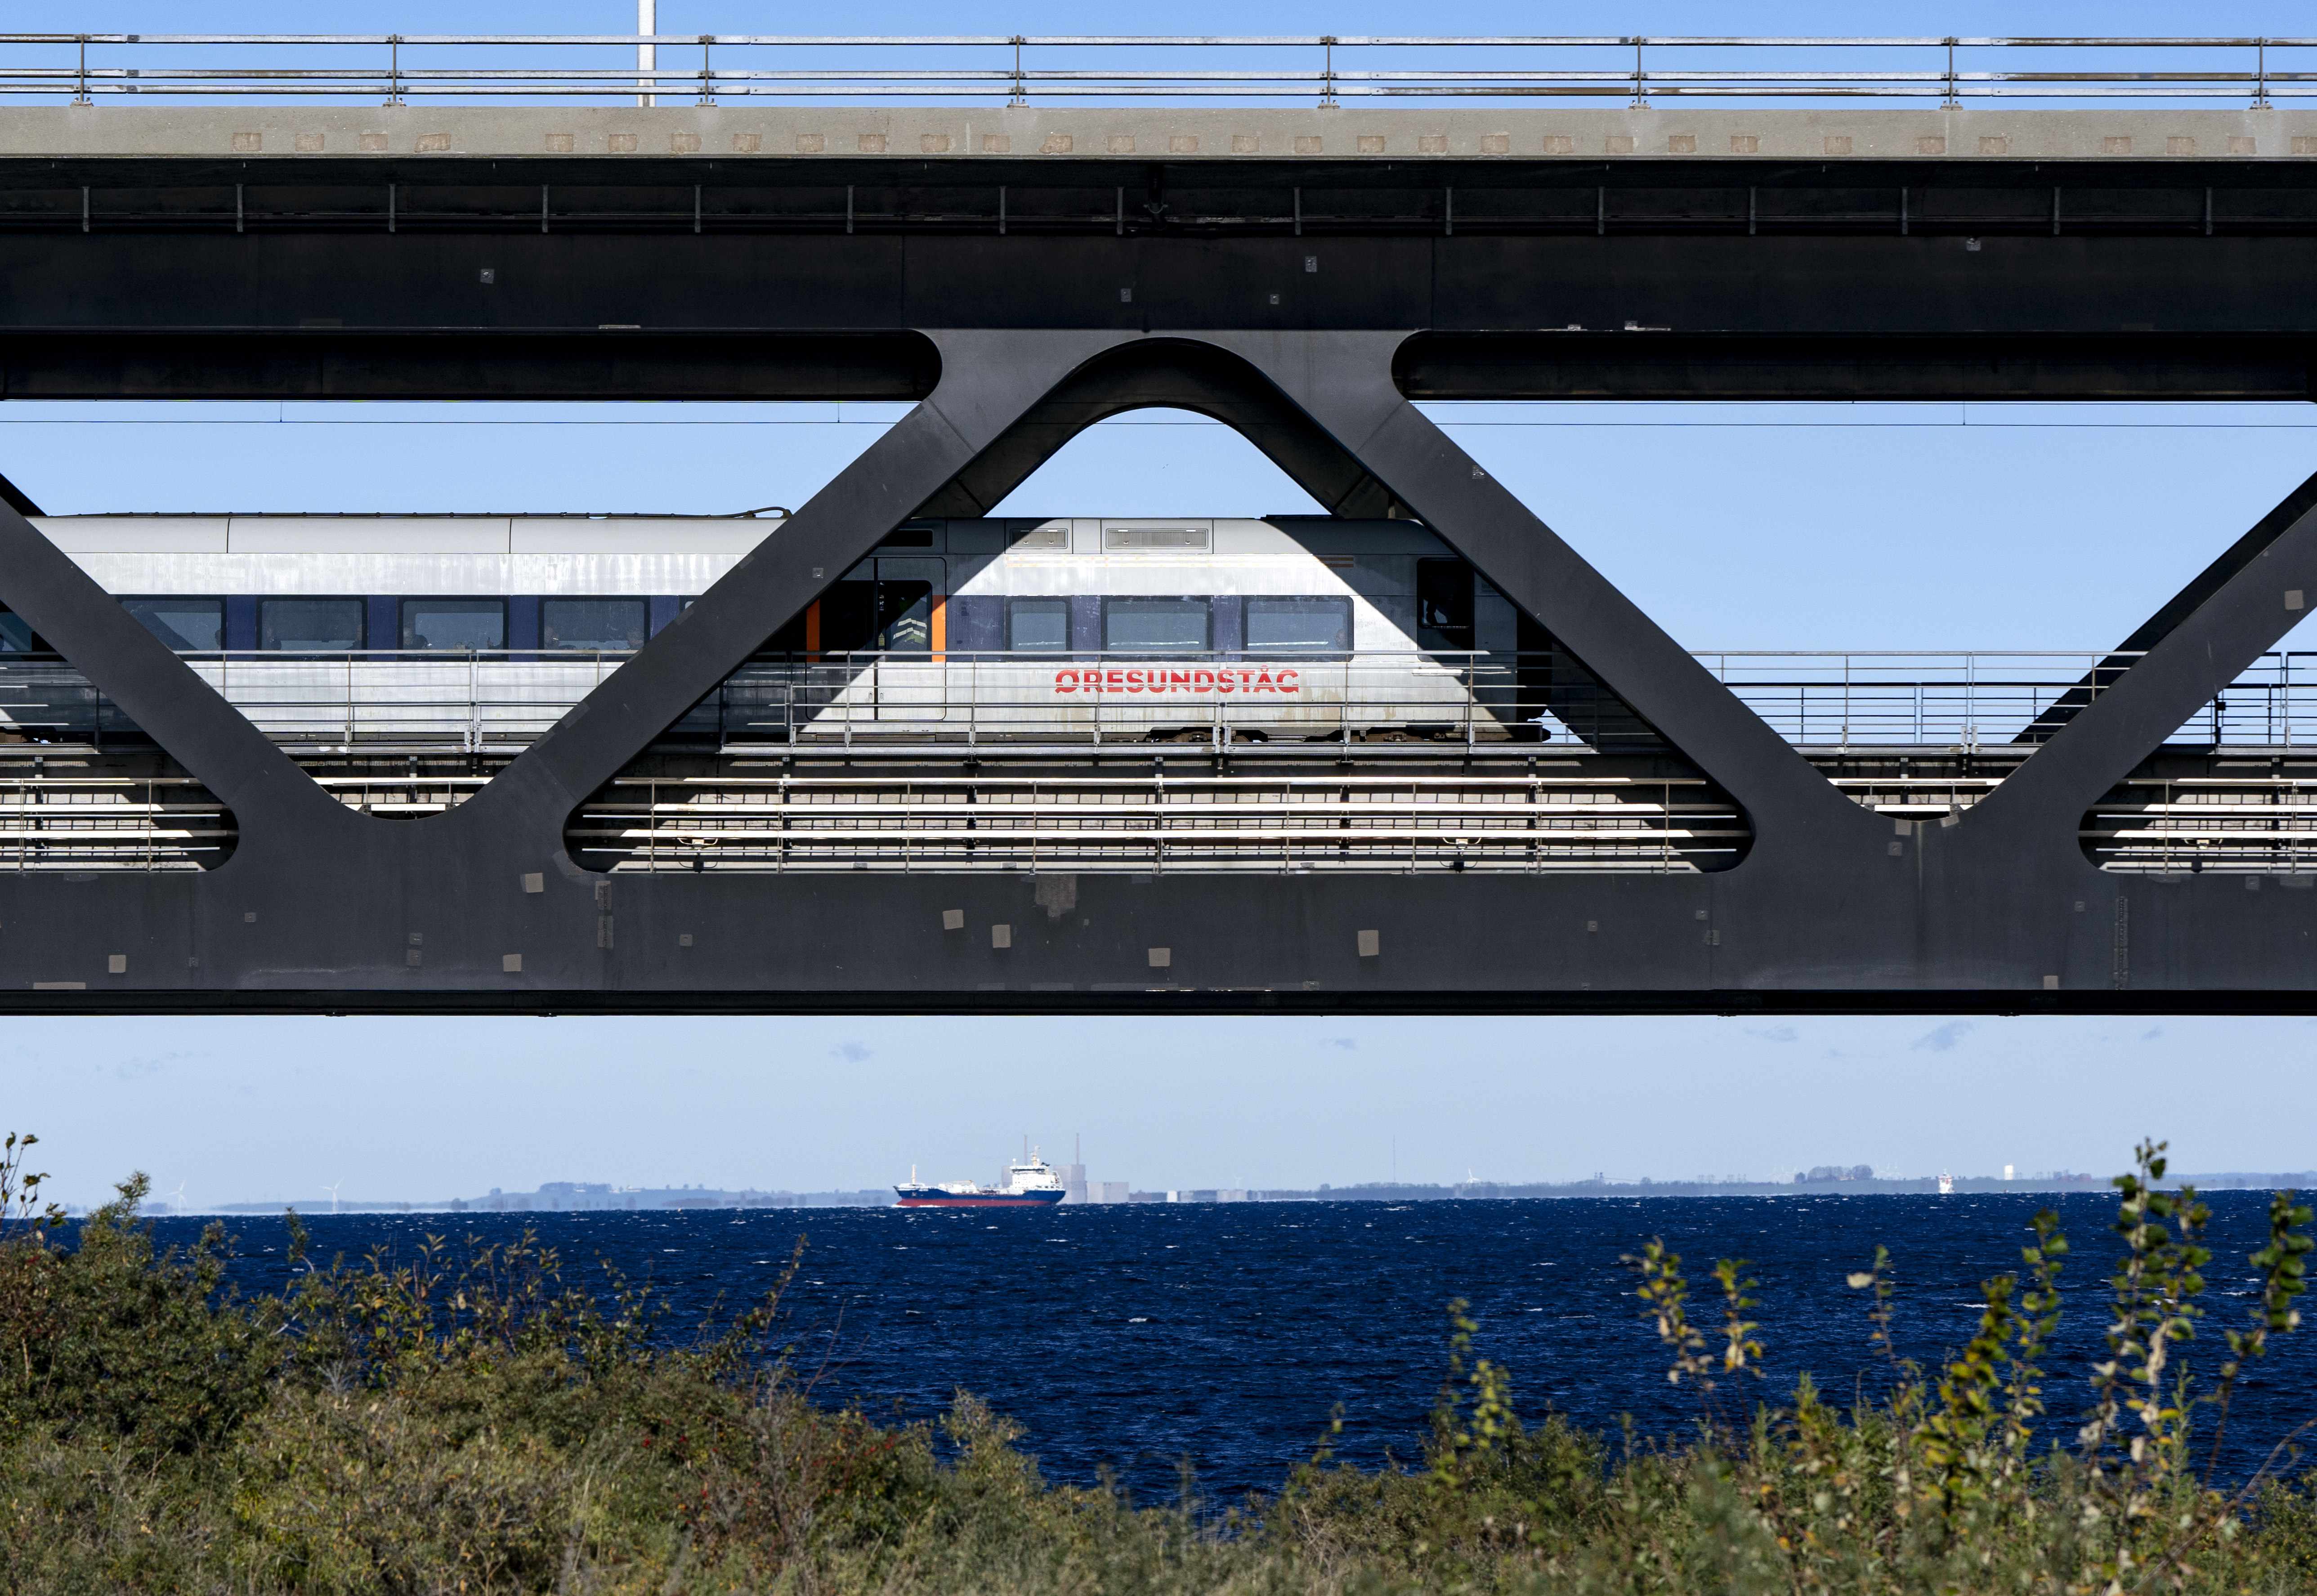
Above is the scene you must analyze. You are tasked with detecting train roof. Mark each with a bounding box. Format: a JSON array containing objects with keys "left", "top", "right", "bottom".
[{"left": 25, "top": 514, "right": 1442, "bottom": 557}]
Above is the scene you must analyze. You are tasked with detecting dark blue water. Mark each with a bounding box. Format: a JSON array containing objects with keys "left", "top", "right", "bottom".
[{"left": 147, "top": 1193, "right": 2316, "bottom": 1501}]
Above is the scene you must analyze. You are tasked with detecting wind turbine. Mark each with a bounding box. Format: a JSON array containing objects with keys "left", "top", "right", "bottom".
[
  {"left": 322, "top": 1181, "right": 341, "bottom": 1216},
  {"left": 167, "top": 1180, "right": 187, "bottom": 1216}
]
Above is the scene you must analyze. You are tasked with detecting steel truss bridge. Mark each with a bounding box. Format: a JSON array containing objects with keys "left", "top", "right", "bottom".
[{"left": 3, "top": 37, "right": 2317, "bottom": 1012}]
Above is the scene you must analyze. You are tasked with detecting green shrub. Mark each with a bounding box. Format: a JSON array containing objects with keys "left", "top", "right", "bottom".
[
  {"left": 0, "top": 1161, "right": 275, "bottom": 1460},
  {"left": 0, "top": 1132, "right": 2308, "bottom": 1595}
]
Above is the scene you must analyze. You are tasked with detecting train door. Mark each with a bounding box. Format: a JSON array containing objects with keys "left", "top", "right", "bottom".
[
  {"left": 803, "top": 559, "right": 946, "bottom": 727},
  {"left": 1420, "top": 557, "right": 1541, "bottom": 736},
  {"left": 1415, "top": 559, "right": 1474, "bottom": 654},
  {"left": 867, "top": 558, "right": 944, "bottom": 654},
  {"left": 754, "top": 558, "right": 946, "bottom": 734},
  {"left": 801, "top": 559, "right": 944, "bottom": 657}
]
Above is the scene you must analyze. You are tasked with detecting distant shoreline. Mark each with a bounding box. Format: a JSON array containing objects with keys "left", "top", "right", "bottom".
[{"left": 134, "top": 1171, "right": 2317, "bottom": 1218}]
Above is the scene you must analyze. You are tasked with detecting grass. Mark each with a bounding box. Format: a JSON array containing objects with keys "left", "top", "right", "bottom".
[{"left": 0, "top": 1132, "right": 2313, "bottom": 1594}]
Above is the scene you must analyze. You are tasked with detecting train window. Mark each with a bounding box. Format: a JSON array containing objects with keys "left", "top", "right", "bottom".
[
  {"left": 1103, "top": 597, "right": 1210, "bottom": 654},
  {"left": 0, "top": 609, "right": 35, "bottom": 653},
  {"left": 400, "top": 598, "right": 506, "bottom": 652},
  {"left": 541, "top": 598, "right": 647, "bottom": 651},
  {"left": 1246, "top": 596, "right": 1351, "bottom": 655},
  {"left": 875, "top": 581, "right": 933, "bottom": 652},
  {"left": 1007, "top": 598, "right": 1070, "bottom": 652},
  {"left": 122, "top": 597, "right": 224, "bottom": 652},
  {"left": 816, "top": 577, "right": 933, "bottom": 654},
  {"left": 1417, "top": 559, "right": 1475, "bottom": 653},
  {"left": 259, "top": 597, "right": 364, "bottom": 652},
  {"left": 817, "top": 582, "right": 875, "bottom": 652}
]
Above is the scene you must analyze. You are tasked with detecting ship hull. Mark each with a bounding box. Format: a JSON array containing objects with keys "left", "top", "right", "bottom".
[{"left": 894, "top": 1185, "right": 1065, "bottom": 1208}]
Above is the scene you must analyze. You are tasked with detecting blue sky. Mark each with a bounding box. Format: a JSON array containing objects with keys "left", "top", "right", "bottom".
[{"left": 7, "top": 2, "right": 2317, "bottom": 1206}]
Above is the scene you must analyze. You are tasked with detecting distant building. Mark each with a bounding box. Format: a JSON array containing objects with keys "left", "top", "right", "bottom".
[
  {"left": 1060, "top": 1132, "right": 1089, "bottom": 1204},
  {"left": 451, "top": 1182, "right": 894, "bottom": 1213},
  {"left": 1093, "top": 1181, "right": 1129, "bottom": 1204},
  {"left": 1216, "top": 1189, "right": 1248, "bottom": 1203}
]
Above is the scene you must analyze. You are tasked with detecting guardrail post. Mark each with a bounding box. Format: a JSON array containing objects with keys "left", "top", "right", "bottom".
[
  {"left": 1965, "top": 651, "right": 1976, "bottom": 750},
  {"left": 385, "top": 35, "right": 403, "bottom": 107},
  {"left": 1942, "top": 38, "right": 1959, "bottom": 107},
  {"left": 1840, "top": 652, "right": 1852, "bottom": 752},
  {"left": 1320, "top": 37, "right": 1338, "bottom": 108},
  {"left": 1010, "top": 36, "right": 1027, "bottom": 106},
  {"left": 74, "top": 37, "right": 90, "bottom": 106},
  {"left": 1629, "top": 37, "right": 1647, "bottom": 108}
]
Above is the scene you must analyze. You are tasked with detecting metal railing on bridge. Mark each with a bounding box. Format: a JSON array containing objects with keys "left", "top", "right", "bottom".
[
  {"left": 1702, "top": 650, "right": 2317, "bottom": 751},
  {"left": 567, "top": 771, "right": 1744, "bottom": 876},
  {"left": 0, "top": 34, "right": 2312, "bottom": 109},
  {"left": 0, "top": 773, "right": 232, "bottom": 872},
  {"left": 0, "top": 649, "right": 1557, "bottom": 756},
  {"left": 4, "top": 643, "right": 2316, "bottom": 876},
  {"left": 4, "top": 647, "right": 2315, "bottom": 760}
]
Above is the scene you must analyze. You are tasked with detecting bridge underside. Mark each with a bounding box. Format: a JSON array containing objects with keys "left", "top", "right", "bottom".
[{"left": 3, "top": 148, "right": 2317, "bottom": 1012}]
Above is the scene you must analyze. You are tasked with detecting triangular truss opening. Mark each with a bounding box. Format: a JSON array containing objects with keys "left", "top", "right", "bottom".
[{"left": 559, "top": 343, "right": 1750, "bottom": 877}]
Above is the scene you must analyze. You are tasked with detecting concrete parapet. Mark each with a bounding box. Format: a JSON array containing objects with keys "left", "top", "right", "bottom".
[{"left": 2, "top": 105, "right": 2314, "bottom": 163}]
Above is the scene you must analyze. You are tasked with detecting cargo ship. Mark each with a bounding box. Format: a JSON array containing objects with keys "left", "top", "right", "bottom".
[{"left": 895, "top": 1151, "right": 1067, "bottom": 1209}]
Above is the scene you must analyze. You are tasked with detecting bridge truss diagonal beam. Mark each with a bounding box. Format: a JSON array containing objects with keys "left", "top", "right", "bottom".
[
  {"left": 0, "top": 496, "right": 341, "bottom": 834},
  {"left": 911, "top": 337, "right": 1407, "bottom": 522},
  {"left": 2015, "top": 466, "right": 2317, "bottom": 747},
  {"left": 1201, "top": 331, "right": 1876, "bottom": 856},
  {"left": 1980, "top": 465, "right": 2317, "bottom": 836},
  {"left": 476, "top": 329, "right": 1138, "bottom": 832}
]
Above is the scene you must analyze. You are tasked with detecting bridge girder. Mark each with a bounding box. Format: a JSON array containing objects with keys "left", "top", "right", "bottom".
[{"left": 0, "top": 327, "right": 2313, "bottom": 1013}]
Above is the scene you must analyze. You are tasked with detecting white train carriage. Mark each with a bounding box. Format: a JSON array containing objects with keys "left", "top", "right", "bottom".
[
  {"left": 3, "top": 513, "right": 1566, "bottom": 748},
  {"left": 758, "top": 516, "right": 1523, "bottom": 744}
]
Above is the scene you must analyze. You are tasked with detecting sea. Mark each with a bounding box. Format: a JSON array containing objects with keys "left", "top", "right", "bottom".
[{"left": 146, "top": 1191, "right": 2317, "bottom": 1503}]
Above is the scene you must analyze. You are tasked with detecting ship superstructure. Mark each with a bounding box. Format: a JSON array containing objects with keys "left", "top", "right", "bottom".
[{"left": 895, "top": 1149, "right": 1067, "bottom": 1209}]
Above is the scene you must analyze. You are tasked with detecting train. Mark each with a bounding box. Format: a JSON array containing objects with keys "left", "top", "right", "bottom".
[{"left": 3, "top": 513, "right": 1642, "bottom": 749}]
